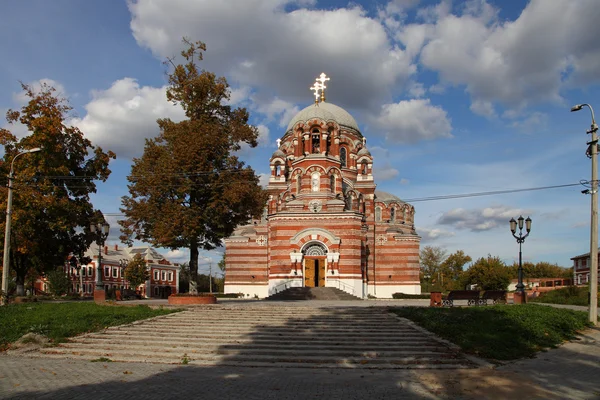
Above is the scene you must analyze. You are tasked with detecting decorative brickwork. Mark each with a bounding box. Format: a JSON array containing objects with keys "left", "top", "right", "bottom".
[{"left": 225, "top": 84, "right": 421, "bottom": 298}]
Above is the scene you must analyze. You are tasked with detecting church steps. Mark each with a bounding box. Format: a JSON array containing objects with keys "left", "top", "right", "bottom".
[{"left": 29, "top": 305, "right": 476, "bottom": 369}]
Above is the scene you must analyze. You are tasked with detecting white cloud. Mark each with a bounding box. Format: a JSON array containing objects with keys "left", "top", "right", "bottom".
[
  {"left": 12, "top": 78, "right": 67, "bottom": 106},
  {"left": 70, "top": 78, "right": 185, "bottom": 159},
  {"left": 509, "top": 112, "right": 548, "bottom": 133},
  {"left": 407, "top": 81, "right": 426, "bottom": 98},
  {"left": 256, "top": 124, "right": 270, "bottom": 146},
  {"left": 438, "top": 205, "right": 530, "bottom": 232},
  {"left": 418, "top": 226, "right": 455, "bottom": 241},
  {"left": 254, "top": 97, "right": 299, "bottom": 128},
  {"left": 370, "top": 98, "right": 452, "bottom": 143},
  {"left": 258, "top": 173, "right": 270, "bottom": 187},
  {"left": 470, "top": 99, "right": 496, "bottom": 118},
  {"left": 374, "top": 164, "right": 399, "bottom": 181},
  {"left": 128, "top": 0, "right": 416, "bottom": 110}
]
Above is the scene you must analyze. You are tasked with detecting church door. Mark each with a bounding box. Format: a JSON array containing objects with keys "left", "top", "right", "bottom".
[{"left": 304, "top": 258, "right": 326, "bottom": 287}]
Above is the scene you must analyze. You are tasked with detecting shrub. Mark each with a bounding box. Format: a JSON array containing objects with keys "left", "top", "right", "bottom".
[{"left": 392, "top": 293, "right": 431, "bottom": 299}]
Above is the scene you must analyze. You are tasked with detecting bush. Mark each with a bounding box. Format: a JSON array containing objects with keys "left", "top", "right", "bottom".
[
  {"left": 530, "top": 285, "right": 599, "bottom": 306},
  {"left": 213, "top": 293, "right": 242, "bottom": 298},
  {"left": 392, "top": 293, "right": 431, "bottom": 299}
]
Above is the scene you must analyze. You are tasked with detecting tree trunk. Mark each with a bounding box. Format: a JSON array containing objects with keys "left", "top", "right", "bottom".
[{"left": 189, "top": 240, "right": 199, "bottom": 295}]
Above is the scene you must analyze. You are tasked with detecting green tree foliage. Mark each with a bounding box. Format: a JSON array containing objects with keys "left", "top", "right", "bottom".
[
  {"left": 0, "top": 83, "right": 115, "bottom": 295},
  {"left": 46, "top": 268, "right": 72, "bottom": 296},
  {"left": 217, "top": 254, "right": 226, "bottom": 278},
  {"left": 463, "top": 255, "right": 511, "bottom": 290},
  {"left": 440, "top": 250, "right": 472, "bottom": 290},
  {"left": 119, "top": 39, "right": 267, "bottom": 287},
  {"left": 508, "top": 261, "right": 572, "bottom": 280},
  {"left": 123, "top": 254, "right": 149, "bottom": 289}
]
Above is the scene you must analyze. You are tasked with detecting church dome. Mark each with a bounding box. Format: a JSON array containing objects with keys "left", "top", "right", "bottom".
[
  {"left": 375, "top": 190, "right": 406, "bottom": 204},
  {"left": 286, "top": 102, "right": 360, "bottom": 132},
  {"left": 357, "top": 147, "right": 371, "bottom": 157},
  {"left": 271, "top": 148, "right": 285, "bottom": 159}
]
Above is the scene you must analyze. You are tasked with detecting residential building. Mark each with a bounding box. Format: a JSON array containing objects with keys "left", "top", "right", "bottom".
[{"left": 571, "top": 250, "right": 600, "bottom": 286}]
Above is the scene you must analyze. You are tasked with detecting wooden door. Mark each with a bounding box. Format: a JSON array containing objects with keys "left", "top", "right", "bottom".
[
  {"left": 318, "top": 260, "right": 326, "bottom": 287},
  {"left": 304, "top": 259, "right": 316, "bottom": 287}
]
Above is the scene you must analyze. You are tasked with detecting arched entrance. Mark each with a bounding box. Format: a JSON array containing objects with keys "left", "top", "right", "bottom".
[{"left": 303, "top": 242, "right": 327, "bottom": 288}]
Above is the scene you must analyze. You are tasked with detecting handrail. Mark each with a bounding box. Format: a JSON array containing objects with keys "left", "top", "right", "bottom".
[
  {"left": 336, "top": 279, "right": 356, "bottom": 296},
  {"left": 272, "top": 279, "right": 302, "bottom": 294}
]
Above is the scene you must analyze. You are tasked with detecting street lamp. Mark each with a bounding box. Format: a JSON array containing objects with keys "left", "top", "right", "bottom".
[
  {"left": 90, "top": 222, "right": 110, "bottom": 295},
  {"left": 510, "top": 216, "right": 532, "bottom": 304},
  {"left": 1, "top": 147, "right": 42, "bottom": 305},
  {"left": 571, "top": 103, "right": 598, "bottom": 326}
]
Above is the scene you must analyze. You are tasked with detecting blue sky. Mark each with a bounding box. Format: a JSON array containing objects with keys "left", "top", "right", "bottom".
[{"left": 1, "top": 0, "right": 600, "bottom": 273}]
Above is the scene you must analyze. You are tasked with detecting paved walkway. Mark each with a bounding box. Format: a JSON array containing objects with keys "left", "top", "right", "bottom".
[{"left": 1, "top": 300, "right": 599, "bottom": 399}]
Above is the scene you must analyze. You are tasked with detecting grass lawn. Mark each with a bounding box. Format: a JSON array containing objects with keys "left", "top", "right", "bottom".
[
  {"left": 391, "top": 304, "right": 591, "bottom": 361},
  {"left": 529, "top": 286, "right": 598, "bottom": 306},
  {"left": 0, "top": 302, "right": 181, "bottom": 350}
]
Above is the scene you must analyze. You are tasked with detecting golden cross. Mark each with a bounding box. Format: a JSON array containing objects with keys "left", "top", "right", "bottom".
[
  {"left": 317, "top": 73, "right": 330, "bottom": 102},
  {"left": 309, "top": 81, "right": 321, "bottom": 105}
]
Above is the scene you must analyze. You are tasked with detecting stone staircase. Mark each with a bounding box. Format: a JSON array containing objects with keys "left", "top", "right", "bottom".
[
  {"left": 31, "top": 306, "right": 476, "bottom": 369},
  {"left": 266, "top": 287, "right": 361, "bottom": 301}
]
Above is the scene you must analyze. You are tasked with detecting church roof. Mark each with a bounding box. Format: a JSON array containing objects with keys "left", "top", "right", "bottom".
[
  {"left": 375, "top": 190, "right": 406, "bottom": 204},
  {"left": 286, "top": 102, "right": 360, "bottom": 132},
  {"left": 357, "top": 147, "right": 371, "bottom": 157}
]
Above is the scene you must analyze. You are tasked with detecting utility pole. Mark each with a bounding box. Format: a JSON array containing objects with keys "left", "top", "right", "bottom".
[{"left": 209, "top": 261, "right": 213, "bottom": 294}]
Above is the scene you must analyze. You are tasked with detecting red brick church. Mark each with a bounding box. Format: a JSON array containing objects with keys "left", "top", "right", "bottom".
[{"left": 224, "top": 74, "right": 421, "bottom": 298}]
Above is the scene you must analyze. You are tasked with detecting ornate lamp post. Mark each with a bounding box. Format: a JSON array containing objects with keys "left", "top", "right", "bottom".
[
  {"left": 571, "top": 103, "right": 598, "bottom": 326},
  {"left": 510, "top": 216, "right": 532, "bottom": 304},
  {"left": 1, "top": 147, "right": 42, "bottom": 305},
  {"left": 90, "top": 222, "right": 110, "bottom": 298}
]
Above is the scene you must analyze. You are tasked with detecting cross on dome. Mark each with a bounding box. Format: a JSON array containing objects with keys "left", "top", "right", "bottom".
[{"left": 309, "top": 73, "right": 330, "bottom": 105}]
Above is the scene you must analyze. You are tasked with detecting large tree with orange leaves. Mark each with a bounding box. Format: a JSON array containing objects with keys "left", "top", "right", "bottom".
[
  {"left": 0, "top": 83, "right": 115, "bottom": 296},
  {"left": 119, "top": 39, "right": 266, "bottom": 291}
]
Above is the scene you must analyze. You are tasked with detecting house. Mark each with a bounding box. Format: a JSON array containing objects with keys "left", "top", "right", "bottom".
[
  {"left": 36, "top": 243, "right": 180, "bottom": 299},
  {"left": 224, "top": 74, "right": 421, "bottom": 299},
  {"left": 571, "top": 249, "right": 600, "bottom": 286},
  {"left": 508, "top": 278, "right": 572, "bottom": 294}
]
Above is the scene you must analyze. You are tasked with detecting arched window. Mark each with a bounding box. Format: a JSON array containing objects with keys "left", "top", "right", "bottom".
[
  {"left": 297, "top": 175, "right": 301, "bottom": 194},
  {"left": 275, "top": 163, "right": 281, "bottom": 176},
  {"left": 390, "top": 207, "right": 395, "bottom": 222},
  {"left": 340, "top": 147, "right": 347, "bottom": 168},
  {"left": 361, "top": 161, "right": 367, "bottom": 175},
  {"left": 330, "top": 175, "right": 335, "bottom": 193},
  {"left": 375, "top": 206, "right": 382, "bottom": 222},
  {"left": 311, "top": 172, "right": 320, "bottom": 192}
]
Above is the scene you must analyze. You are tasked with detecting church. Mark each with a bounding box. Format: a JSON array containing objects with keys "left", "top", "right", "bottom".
[{"left": 224, "top": 74, "right": 421, "bottom": 298}]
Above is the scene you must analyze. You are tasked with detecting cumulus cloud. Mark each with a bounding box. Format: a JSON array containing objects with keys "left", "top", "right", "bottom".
[
  {"left": 438, "top": 205, "right": 530, "bottom": 232},
  {"left": 412, "top": 0, "right": 600, "bottom": 112},
  {"left": 258, "top": 173, "right": 270, "bottom": 187},
  {"left": 369, "top": 99, "right": 452, "bottom": 143},
  {"left": 418, "top": 226, "right": 455, "bottom": 241},
  {"left": 70, "top": 78, "right": 185, "bottom": 159},
  {"left": 374, "top": 164, "right": 399, "bottom": 181},
  {"left": 128, "top": 0, "right": 416, "bottom": 110},
  {"left": 12, "top": 78, "right": 68, "bottom": 105}
]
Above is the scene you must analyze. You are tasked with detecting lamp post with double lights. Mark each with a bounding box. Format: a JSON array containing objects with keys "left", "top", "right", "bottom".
[
  {"left": 1, "top": 147, "right": 42, "bottom": 305},
  {"left": 571, "top": 103, "right": 598, "bottom": 325},
  {"left": 90, "top": 222, "right": 110, "bottom": 300},
  {"left": 510, "top": 216, "right": 532, "bottom": 304}
]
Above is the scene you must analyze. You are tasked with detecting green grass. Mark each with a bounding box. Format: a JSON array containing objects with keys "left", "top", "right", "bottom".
[
  {"left": 391, "top": 305, "right": 591, "bottom": 361},
  {"left": 0, "top": 302, "right": 181, "bottom": 350},
  {"left": 529, "top": 286, "right": 598, "bottom": 306}
]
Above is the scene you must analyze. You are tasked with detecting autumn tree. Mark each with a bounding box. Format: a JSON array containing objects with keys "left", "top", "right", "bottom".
[
  {"left": 123, "top": 254, "right": 149, "bottom": 289},
  {"left": 419, "top": 246, "right": 447, "bottom": 291},
  {"left": 0, "top": 83, "right": 115, "bottom": 296},
  {"left": 46, "top": 267, "right": 72, "bottom": 296},
  {"left": 440, "top": 250, "right": 472, "bottom": 290},
  {"left": 462, "top": 255, "right": 511, "bottom": 290},
  {"left": 120, "top": 39, "right": 267, "bottom": 293},
  {"left": 508, "top": 261, "right": 572, "bottom": 280}
]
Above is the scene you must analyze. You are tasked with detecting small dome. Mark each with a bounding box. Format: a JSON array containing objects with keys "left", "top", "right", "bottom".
[
  {"left": 271, "top": 149, "right": 285, "bottom": 159},
  {"left": 357, "top": 147, "right": 371, "bottom": 157},
  {"left": 287, "top": 102, "right": 360, "bottom": 132},
  {"left": 375, "top": 190, "right": 406, "bottom": 205}
]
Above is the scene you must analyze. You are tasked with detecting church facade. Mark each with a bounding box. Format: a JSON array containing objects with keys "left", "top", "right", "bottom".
[{"left": 224, "top": 74, "right": 421, "bottom": 298}]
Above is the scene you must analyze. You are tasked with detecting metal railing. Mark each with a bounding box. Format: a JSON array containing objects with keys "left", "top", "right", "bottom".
[
  {"left": 271, "top": 279, "right": 302, "bottom": 294},
  {"left": 335, "top": 279, "right": 357, "bottom": 296}
]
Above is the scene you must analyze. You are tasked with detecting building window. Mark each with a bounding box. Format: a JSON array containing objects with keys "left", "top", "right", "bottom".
[
  {"left": 104, "top": 267, "right": 110, "bottom": 278},
  {"left": 312, "top": 133, "right": 320, "bottom": 154},
  {"left": 361, "top": 161, "right": 367, "bottom": 175},
  {"left": 330, "top": 175, "right": 335, "bottom": 193},
  {"left": 311, "top": 172, "right": 320, "bottom": 192},
  {"left": 375, "top": 206, "right": 382, "bottom": 222},
  {"left": 88, "top": 266, "right": 93, "bottom": 276},
  {"left": 154, "top": 270, "right": 159, "bottom": 280},
  {"left": 76, "top": 284, "right": 80, "bottom": 293},
  {"left": 169, "top": 272, "right": 174, "bottom": 281},
  {"left": 154, "top": 287, "right": 159, "bottom": 296},
  {"left": 340, "top": 147, "right": 347, "bottom": 168},
  {"left": 275, "top": 163, "right": 281, "bottom": 176},
  {"left": 112, "top": 267, "right": 118, "bottom": 278},
  {"left": 161, "top": 271, "right": 167, "bottom": 281},
  {"left": 81, "top": 267, "right": 86, "bottom": 277},
  {"left": 88, "top": 283, "right": 93, "bottom": 293},
  {"left": 390, "top": 207, "right": 395, "bottom": 222}
]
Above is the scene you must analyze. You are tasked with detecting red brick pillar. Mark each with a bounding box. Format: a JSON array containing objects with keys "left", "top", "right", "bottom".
[
  {"left": 94, "top": 289, "right": 106, "bottom": 304},
  {"left": 430, "top": 292, "right": 442, "bottom": 307},
  {"left": 513, "top": 291, "right": 527, "bottom": 304}
]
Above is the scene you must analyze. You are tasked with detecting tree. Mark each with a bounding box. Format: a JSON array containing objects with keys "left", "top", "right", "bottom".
[
  {"left": 419, "top": 246, "right": 447, "bottom": 291},
  {"left": 217, "top": 254, "right": 226, "bottom": 278},
  {"left": 46, "top": 268, "right": 72, "bottom": 296},
  {"left": 440, "top": 250, "right": 472, "bottom": 290},
  {"left": 120, "top": 39, "right": 267, "bottom": 293},
  {"left": 123, "top": 254, "right": 149, "bottom": 289},
  {"left": 508, "top": 261, "right": 572, "bottom": 280},
  {"left": 0, "top": 83, "right": 115, "bottom": 295},
  {"left": 463, "top": 255, "right": 511, "bottom": 290}
]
